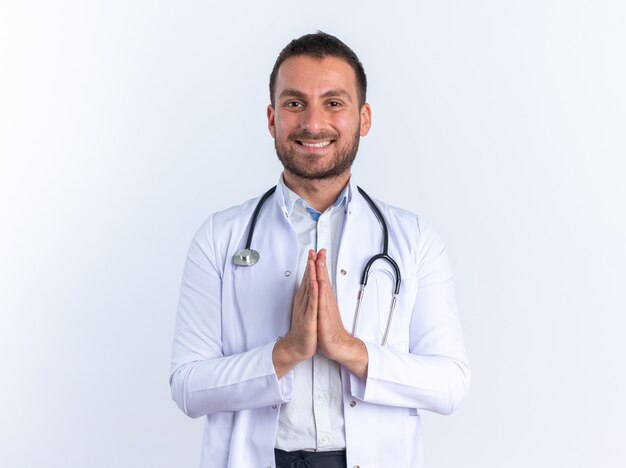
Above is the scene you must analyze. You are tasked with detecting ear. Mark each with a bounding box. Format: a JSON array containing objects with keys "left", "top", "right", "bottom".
[
  {"left": 267, "top": 105, "right": 276, "bottom": 138},
  {"left": 359, "top": 103, "right": 372, "bottom": 136}
]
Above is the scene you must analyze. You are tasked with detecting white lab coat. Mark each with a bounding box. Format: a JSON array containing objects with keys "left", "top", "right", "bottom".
[{"left": 170, "top": 179, "right": 470, "bottom": 468}]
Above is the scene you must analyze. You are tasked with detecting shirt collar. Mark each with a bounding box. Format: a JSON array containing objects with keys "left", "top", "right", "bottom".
[{"left": 277, "top": 173, "right": 352, "bottom": 220}]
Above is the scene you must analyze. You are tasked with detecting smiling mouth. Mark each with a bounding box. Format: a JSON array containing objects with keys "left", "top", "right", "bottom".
[{"left": 296, "top": 140, "right": 333, "bottom": 148}]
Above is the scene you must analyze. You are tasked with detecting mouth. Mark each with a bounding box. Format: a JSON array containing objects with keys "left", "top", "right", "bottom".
[{"left": 295, "top": 139, "right": 334, "bottom": 148}]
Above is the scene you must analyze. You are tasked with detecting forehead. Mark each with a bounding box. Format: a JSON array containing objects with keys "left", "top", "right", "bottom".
[{"left": 274, "top": 55, "right": 359, "bottom": 99}]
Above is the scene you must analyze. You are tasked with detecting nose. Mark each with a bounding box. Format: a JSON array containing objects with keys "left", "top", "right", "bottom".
[{"left": 300, "top": 104, "right": 326, "bottom": 133}]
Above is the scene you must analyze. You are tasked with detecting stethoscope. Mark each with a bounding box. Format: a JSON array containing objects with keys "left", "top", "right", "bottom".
[{"left": 232, "top": 186, "right": 401, "bottom": 346}]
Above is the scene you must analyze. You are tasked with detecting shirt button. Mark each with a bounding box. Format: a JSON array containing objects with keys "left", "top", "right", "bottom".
[
  {"left": 350, "top": 400, "right": 357, "bottom": 407},
  {"left": 284, "top": 270, "right": 291, "bottom": 277},
  {"left": 340, "top": 269, "right": 347, "bottom": 275}
]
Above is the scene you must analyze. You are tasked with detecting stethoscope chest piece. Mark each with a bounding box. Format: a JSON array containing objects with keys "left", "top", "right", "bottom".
[{"left": 232, "top": 248, "right": 260, "bottom": 267}]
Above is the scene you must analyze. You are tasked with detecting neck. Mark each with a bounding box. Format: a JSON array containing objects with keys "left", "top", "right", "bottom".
[{"left": 282, "top": 170, "right": 351, "bottom": 212}]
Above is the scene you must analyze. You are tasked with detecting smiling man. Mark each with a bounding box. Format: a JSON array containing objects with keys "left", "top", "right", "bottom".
[
  {"left": 170, "top": 32, "right": 470, "bottom": 468},
  {"left": 270, "top": 54, "right": 368, "bottom": 186}
]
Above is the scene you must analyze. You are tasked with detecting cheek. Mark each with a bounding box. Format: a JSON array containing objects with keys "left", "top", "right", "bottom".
[
  {"left": 274, "top": 115, "right": 299, "bottom": 138},
  {"left": 334, "top": 113, "right": 361, "bottom": 135}
]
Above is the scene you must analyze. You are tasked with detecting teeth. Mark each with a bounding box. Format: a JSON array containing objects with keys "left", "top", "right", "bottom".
[{"left": 301, "top": 140, "right": 331, "bottom": 148}]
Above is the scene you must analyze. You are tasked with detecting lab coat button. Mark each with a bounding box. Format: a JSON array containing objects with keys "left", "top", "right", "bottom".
[
  {"left": 340, "top": 269, "right": 347, "bottom": 275},
  {"left": 272, "top": 405, "right": 277, "bottom": 409},
  {"left": 284, "top": 270, "right": 291, "bottom": 277},
  {"left": 350, "top": 400, "right": 356, "bottom": 407}
]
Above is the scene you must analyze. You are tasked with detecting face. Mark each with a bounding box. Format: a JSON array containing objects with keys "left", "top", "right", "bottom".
[{"left": 267, "top": 55, "right": 371, "bottom": 181}]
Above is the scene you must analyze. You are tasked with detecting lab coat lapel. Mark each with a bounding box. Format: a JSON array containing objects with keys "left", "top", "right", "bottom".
[
  {"left": 230, "top": 191, "right": 299, "bottom": 350},
  {"left": 335, "top": 186, "right": 386, "bottom": 344}
]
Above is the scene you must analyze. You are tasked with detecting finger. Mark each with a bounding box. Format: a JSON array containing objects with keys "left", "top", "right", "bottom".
[
  {"left": 317, "top": 272, "right": 327, "bottom": 313},
  {"left": 300, "top": 251, "right": 316, "bottom": 290},
  {"left": 309, "top": 277, "right": 319, "bottom": 311},
  {"left": 306, "top": 261, "right": 317, "bottom": 300},
  {"left": 301, "top": 274, "right": 318, "bottom": 324},
  {"left": 308, "top": 249, "right": 317, "bottom": 267},
  {"left": 315, "top": 248, "right": 329, "bottom": 282},
  {"left": 308, "top": 252, "right": 318, "bottom": 282},
  {"left": 316, "top": 257, "right": 330, "bottom": 318},
  {"left": 304, "top": 252, "right": 318, "bottom": 310},
  {"left": 303, "top": 250, "right": 314, "bottom": 277},
  {"left": 296, "top": 260, "right": 310, "bottom": 300}
]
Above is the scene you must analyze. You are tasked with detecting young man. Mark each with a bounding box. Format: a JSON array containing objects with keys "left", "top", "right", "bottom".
[{"left": 170, "top": 32, "right": 470, "bottom": 468}]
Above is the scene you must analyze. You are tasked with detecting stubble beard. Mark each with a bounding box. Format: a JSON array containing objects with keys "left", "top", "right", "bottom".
[{"left": 274, "top": 128, "right": 361, "bottom": 181}]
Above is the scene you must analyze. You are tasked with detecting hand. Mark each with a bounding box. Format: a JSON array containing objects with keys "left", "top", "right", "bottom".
[
  {"left": 315, "top": 249, "right": 350, "bottom": 357},
  {"left": 316, "top": 249, "right": 369, "bottom": 379},
  {"left": 272, "top": 250, "right": 319, "bottom": 378}
]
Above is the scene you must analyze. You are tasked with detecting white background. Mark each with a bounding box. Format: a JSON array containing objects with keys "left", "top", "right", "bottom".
[{"left": 1, "top": 1, "right": 625, "bottom": 467}]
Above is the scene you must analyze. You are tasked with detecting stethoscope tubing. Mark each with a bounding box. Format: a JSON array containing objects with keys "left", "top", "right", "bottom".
[{"left": 243, "top": 186, "right": 277, "bottom": 251}]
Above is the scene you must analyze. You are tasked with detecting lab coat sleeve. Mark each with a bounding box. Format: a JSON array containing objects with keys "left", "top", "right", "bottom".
[
  {"left": 349, "top": 222, "right": 470, "bottom": 415},
  {"left": 169, "top": 217, "right": 293, "bottom": 419}
]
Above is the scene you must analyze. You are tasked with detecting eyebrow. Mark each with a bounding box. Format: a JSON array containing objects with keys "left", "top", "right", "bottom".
[
  {"left": 321, "top": 88, "right": 353, "bottom": 102},
  {"left": 278, "top": 88, "right": 353, "bottom": 103}
]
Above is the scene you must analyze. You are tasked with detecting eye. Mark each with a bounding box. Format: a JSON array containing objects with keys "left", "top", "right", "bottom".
[
  {"left": 285, "top": 101, "right": 304, "bottom": 109},
  {"left": 327, "top": 101, "right": 341, "bottom": 107}
]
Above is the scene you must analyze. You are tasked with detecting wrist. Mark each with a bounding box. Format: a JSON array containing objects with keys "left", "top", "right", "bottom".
[
  {"left": 329, "top": 335, "right": 361, "bottom": 361},
  {"left": 325, "top": 336, "right": 369, "bottom": 380},
  {"left": 272, "top": 336, "right": 310, "bottom": 379}
]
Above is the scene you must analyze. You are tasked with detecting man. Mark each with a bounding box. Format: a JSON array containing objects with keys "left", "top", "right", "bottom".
[{"left": 170, "top": 32, "right": 470, "bottom": 468}]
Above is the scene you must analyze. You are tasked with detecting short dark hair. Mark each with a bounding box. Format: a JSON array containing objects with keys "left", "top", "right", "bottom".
[{"left": 269, "top": 31, "right": 367, "bottom": 107}]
